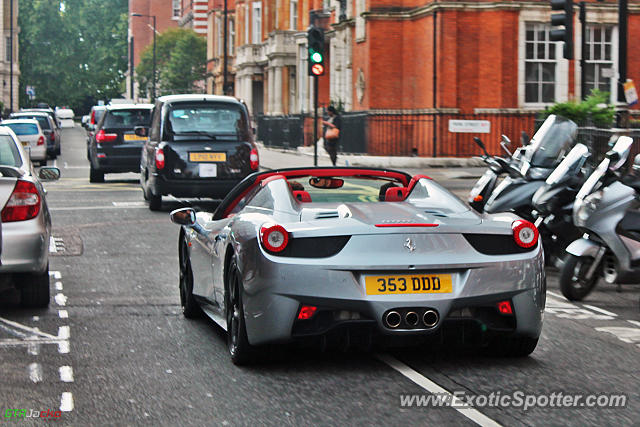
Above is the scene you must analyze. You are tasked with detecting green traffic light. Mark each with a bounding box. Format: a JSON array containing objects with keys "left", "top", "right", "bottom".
[{"left": 310, "top": 51, "right": 323, "bottom": 63}]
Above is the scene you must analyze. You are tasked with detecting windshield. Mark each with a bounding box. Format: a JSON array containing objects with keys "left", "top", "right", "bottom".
[
  {"left": 576, "top": 159, "right": 608, "bottom": 200},
  {"left": 0, "top": 135, "right": 22, "bottom": 167},
  {"left": 526, "top": 115, "right": 578, "bottom": 168},
  {"left": 13, "top": 115, "right": 50, "bottom": 130},
  {"left": 545, "top": 143, "right": 589, "bottom": 185},
  {"left": 103, "top": 109, "right": 152, "bottom": 129},
  {"left": 167, "top": 103, "right": 250, "bottom": 140},
  {"left": 2, "top": 123, "right": 38, "bottom": 135},
  {"left": 291, "top": 177, "right": 404, "bottom": 203}
]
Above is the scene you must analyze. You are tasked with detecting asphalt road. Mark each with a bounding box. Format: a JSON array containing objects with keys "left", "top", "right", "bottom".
[{"left": 1, "top": 127, "right": 638, "bottom": 426}]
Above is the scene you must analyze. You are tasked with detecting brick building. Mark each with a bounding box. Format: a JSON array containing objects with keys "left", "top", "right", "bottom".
[
  {"left": 1, "top": 0, "right": 19, "bottom": 113},
  {"left": 210, "top": 1, "right": 640, "bottom": 155}
]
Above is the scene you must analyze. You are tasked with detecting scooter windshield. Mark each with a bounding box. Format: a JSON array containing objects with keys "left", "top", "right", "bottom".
[
  {"left": 576, "top": 159, "right": 609, "bottom": 201},
  {"left": 545, "top": 143, "right": 589, "bottom": 186},
  {"left": 526, "top": 115, "right": 578, "bottom": 168}
]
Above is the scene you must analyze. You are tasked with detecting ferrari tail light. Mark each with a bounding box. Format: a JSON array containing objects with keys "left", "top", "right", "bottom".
[
  {"left": 260, "top": 224, "right": 289, "bottom": 253},
  {"left": 155, "top": 148, "right": 165, "bottom": 170},
  {"left": 37, "top": 136, "right": 45, "bottom": 146},
  {"left": 497, "top": 300, "right": 513, "bottom": 315},
  {"left": 249, "top": 148, "right": 259, "bottom": 170},
  {"left": 512, "top": 220, "right": 538, "bottom": 248},
  {"left": 1, "top": 180, "right": 41, "bottom": 222},
  {"left": 297, "top": 305, "right": 317, "bottom": 320},
  {"left": 95, "top": 129, "right": 117, "bottom": 143}
]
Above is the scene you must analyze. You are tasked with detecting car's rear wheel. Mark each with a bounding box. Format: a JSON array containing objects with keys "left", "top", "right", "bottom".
[
  {"left": 179, "top": 239, "right": 201, "bottom": 319},
  {"left": 486, "top": 336, "right": 539, "bottom": 357},
  {"left": 19, "top": 266, "right": 50, "bottom": 308},
  {"left": 559, "top": 254, "right": 599, "bottom": 301},
  {"left": 56, "top": 145, "right": 61, "bottom": 156},
  {"left": 148, "top": 193, "right": 162, "bottom": 211},
  {"left": 226, "top": 256, "right": 254, "bottom": 365},
  {"left": 89, "top": 164, "right": 104, "bottom": 183}
]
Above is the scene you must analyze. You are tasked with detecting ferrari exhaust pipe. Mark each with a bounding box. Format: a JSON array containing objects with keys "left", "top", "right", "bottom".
[
  {"left": 423, "top": 310, "right": 439, "bottom": 328},
  {"left": 405, "top": 311, "right": 419, "bottom": 327},
  {"left": 384, "top": 311, "right": 401, "bottom": 328}
]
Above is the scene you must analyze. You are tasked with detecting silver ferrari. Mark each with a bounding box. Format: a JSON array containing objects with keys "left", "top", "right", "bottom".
[{"left": 170, "top": 167, "right": 545, "bottom": 364}]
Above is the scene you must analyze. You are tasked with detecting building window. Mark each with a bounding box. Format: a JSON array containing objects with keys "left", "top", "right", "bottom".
[
  {"left": 290, "top": 0, "right": 298, "bottom": 30},
  {"left": 585, "top": 25, "right": 615, "bottom": 96},
  {"left": 216, "top": 16, "right": 223, "bottom": 56},
  {"left": 172, "top": 0, "right": 181, "bottom": 18},
  {"left": 252, "top": 2, "right": 262, "bottom": 44},
  {"left": 229, "top": 19, "right": 235, "bottom": 56},
  {"left": 524, "top": 23, "right": 557, "bottom": 104},
  {"left": 245, "top": 4, "right": 250, "bottom": 44}
]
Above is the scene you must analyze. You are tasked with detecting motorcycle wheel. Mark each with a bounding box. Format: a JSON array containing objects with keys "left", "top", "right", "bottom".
[{"left": 559, "top": 254, "right": 599, "bottom": 301}]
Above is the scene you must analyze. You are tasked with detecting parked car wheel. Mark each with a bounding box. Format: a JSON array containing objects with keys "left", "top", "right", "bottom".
[
  {"left": 19, "top": 267, "right": 51, "bottom": 308},
  {"left": 148, "top": 193, "right": 162, "bottom": 211},
  {"left": 226, "top": 255, "right": 255, "bottom": 365},
  {"left": 89, "top": 164, "right": 104, "bottom": 183},
  {"left": 179, "top": 238, "right": 201, "bottom": 319},
  {"left": 56, "top": 145, "right": 61, "bottom": 156}
]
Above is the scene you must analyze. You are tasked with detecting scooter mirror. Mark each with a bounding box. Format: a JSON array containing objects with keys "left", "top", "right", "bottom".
[
  {"left": 633, "top": 154, "right": 640, "bottom": 169},
  {"left": 473, "top": 137, "right": 489, "bottom": 157},
  {"left": 501, "top": 135, "right": 511, "bottom": 146},
  {"left": 521, "top": 131, "right": 530, "bottom": 146},
  {"left": 605, "top": 150, "right": 620, "bottom": 163}
]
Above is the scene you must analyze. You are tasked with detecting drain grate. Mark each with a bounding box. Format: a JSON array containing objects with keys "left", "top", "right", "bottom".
[{"left": 49, "top": 232, "right": 83, "bottom": 257}]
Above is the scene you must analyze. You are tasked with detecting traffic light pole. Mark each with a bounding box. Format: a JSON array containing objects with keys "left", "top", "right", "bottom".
[
  {"left": 313, "top": 75, "right": 319, "bottom": 166},
  {"left": 579, "top": 2, "right": 586, "bottom": 100}
]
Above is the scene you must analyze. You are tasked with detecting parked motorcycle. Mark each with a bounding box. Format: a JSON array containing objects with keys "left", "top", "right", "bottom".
[
  {"left": 468, "top": 134, "right": 520, "bottom": 212},
  {"left": 481, "top": 115, "right": 578, "bottom": 221},
  {"left": 559, "top": 136, "right": 640, "bottom": 301},
  {"left": 531, "top": 143, "right": 592, "bottom": 266}
]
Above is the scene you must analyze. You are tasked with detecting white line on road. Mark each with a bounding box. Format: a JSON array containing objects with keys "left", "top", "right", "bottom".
[
  {"left": 27, "top": 343, "right": 40, "bottom": 356},
  {"left": 53, "top": 271, "right": 61, "bottom": 280},
  {"left": 547, "top": 291, "right": 565, "bottom": 299},
  {"left": 0, "top": 317, "right": 59, "bottom": 340},
  {"left": 60, "top": 393, "right": 74, "bottom": 412},
  {"left": 50, "top": 205, "right": 148, "bottom": 211},
  {"left": 583, "top": 304, "right": 618, "bottom": 317},
  {"left": 628, "top": 320, "right": 640, "bottom": 328},
  {"left": 58, "top": 310, "right": 68, "bottom": 319},
  {"left": 49, "top": 236, "right": 57, "bottom": 253},
  {"left": 58, "top": 326, "right": 70, "bottom": 340},
  {"left": 376, "top": 354, "right": 502, "bottom": 427},
  {"left": 59, "top": 366, "right": 74, "bottom": 383},
  {"left": 55, "top": 281, "right": 63, "bottom": 291},
  {"left": 29, "top": 363, "right": 43, "bottom": 383},
  {"left": 55, "top": 293, "right": 67, "bottom": 306},
  {"left": 58, "top": 341, "right": 70, "bottom": 354}
]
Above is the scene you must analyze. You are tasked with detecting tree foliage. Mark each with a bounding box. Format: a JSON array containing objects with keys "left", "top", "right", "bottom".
[
  {"left": 542, "top": 90, "right": 616, "bottom": 128},
  {"left": 136, "top": 28, "right": 206, "bottom": 98},
  {"left": 18, "top": 0, "right": 128, "bottom": 113}
]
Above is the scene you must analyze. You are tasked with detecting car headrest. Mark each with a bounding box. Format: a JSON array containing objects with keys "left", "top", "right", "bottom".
[
  {"left": 293, "top": 190, "right": 312, "bottom": 202},
  {"left": 384, "top": 187, "right": 408, "bottom": 201}
]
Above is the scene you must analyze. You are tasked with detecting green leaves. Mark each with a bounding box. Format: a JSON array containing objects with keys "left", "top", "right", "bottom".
[
  {"left": 18, "top": 0, "right": 128, "bottom": 111},
  {"left": 135, "top": 28, "right": 206, "bottom": 98},
  {"left": 543, "top": 89, "right": 616, "bottom": 128}
]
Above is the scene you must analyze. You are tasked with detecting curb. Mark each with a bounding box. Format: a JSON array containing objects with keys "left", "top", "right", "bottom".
[{"left": 256, "top": 142, "right": 484, "bottom": 168}]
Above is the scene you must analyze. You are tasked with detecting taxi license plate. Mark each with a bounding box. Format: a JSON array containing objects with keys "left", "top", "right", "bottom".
[
  {"left": 124, "top": 134, "right": 147, "bottom": 141},
  {"left": 189, "top": 152, "right": 226, "bottom": 162},
  {"left": 365, "top": 274, "right": 453, "bottom": 295},
  {"left": 21, "top": 141, "right": 28, "bottom": 146}
]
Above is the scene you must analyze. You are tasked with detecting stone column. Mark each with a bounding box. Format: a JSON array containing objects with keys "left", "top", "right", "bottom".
[{"left": 273, "top": 66, "right": 283, "bottom": 115}]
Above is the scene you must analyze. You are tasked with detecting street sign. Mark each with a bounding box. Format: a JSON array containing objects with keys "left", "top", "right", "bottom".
[
  {"left": 623, "top": 80, "right": 638, "bottom": 106},
  {"left": 601, "top": 68, "right": 615, "bottom": 79},
  {"left": 448, "top": 120, "right": 491, "bottom": 134}
]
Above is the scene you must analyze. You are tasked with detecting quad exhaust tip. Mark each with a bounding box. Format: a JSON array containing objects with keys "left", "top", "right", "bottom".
[
  {"left": 385, "top": 311, "right": 402, "bottom": 328},
  {"left": 423, "top": 310, "right": 439, "bottom": 328}
]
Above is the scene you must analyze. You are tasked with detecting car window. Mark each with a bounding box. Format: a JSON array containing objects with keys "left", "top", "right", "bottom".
[
  {"left": 2, "top": 123, "right": 38, "bottom": 135},
  {"left": 166, "top": 103, "right": 250, "bottom": 139},
  {"left": 150, "top": 103, "right": 162, "bottom": 140},
  {"left": 0, "top": 135, "right": 22, "bottom": 167},
  {"left": 15, "top": 115, "right": 50, "bottom": 130},
  {"left": 103, "top": 109, "right": 152, "bottom": 129}
]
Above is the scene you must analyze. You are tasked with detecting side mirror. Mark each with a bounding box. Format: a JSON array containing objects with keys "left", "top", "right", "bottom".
[
  {"left": 170, "top": 207, "right": 196, "bottom": 226},
  {"left": 38, "top": 167, "right": 61, "bottom": 181},
  {"left": 473, "top": 137, "right": 489, "bottom": 157},
  {"left": 501, "top": 134, "right": 511, "bottom": 146},
  {"left": 521, "top": 131, "right": 530, "bottom": 146},
  {"left": 134, "top": 126, "right": 149, "bottom": 137}
]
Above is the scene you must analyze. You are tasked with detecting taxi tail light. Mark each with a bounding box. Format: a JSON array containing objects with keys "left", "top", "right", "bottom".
[
  {"left": 90, "top": 110, "right": 96, "bottom": 124},
  {"left": 297, "top": 305, "right": 317, "bottom": 320},
  {"left": 496, "top": 300, "right": 513, "bottom": 315},
  {"left": 95, "top": 129, "right": 117, "bottom": 143},
  {"left": 49, "top": 132, "right": 55, "bottom": 142},
  {"left": 249, "top": 148, "right": 259, "bottom": 170},
  {"left": 155, "top": 148, "right": 165, "bottom": 170},
  {"left": 512, "top": 220, "right": 538, "bottom": 248},
  {"left": 37, "top": 136, "right": 45, "bottom": 146},
  {"left": 260, "top": 224, "right": 289, "bottom": 253},
  {"left": 1, "top": 180, "right": 41, "bottom": 222}
]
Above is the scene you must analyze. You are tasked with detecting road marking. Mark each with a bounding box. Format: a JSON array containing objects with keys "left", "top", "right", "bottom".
[
  {"left": 545, "top": 296, "right": 615, "bottom": 320},
  {"left": 59, "top": 366, "right": 74, "bottom": 383},
  {"left": 50, "top": 205, "right": 148, "bottom": 211},
  {"left": 49, "top": 236, "right": 57, "bottom": 253},
  {"left": 29, "top": 363, "right": 43, "bottom": 383},
  {"left": 58, "top": 326, "right": 70, "bottom": 340},
  {"left": 377, "top": 354, "right": 502, "bottom": 427},
  {"left": 55, "top": 293, "right": 67, "bottom": 306},
  {"left": 32, "top": 316, "right": 40, "bottom": 322},
  {"left": 58, "top": 341, "right": 70, "bottom": 354},
  {"left": 0, "top": 317, "right": 59, "bottom": 340},
  {"left": 112, "top": 201, "right": 146, "bottom": 207},
  {"left": 55, "top": 281, "right": 63, "bottom": 291},
  {"left": 50, "top": 271, "right": 61, "bottom": 279},
  {"left": 59, "top": 310, "right": 68, "bottom": 319},
  {"left": 628, "top": 320, "right": 640, "bottom": 328},
  {"left": 27, "top": 343, "right": 40, "bottom": 356},
  {"left": 583, "top": 304, "right": 618, "bottom": 317},
  {"left": 595, "top": 326, "right": 640, "bottom": 346},
  {"left": 60, "top": 393, "right": 74, "bottom": 412}
]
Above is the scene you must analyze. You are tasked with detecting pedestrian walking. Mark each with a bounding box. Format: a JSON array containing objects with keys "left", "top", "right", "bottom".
[{"left": 322, "top": 106, "right": 342, "bottom": 166}]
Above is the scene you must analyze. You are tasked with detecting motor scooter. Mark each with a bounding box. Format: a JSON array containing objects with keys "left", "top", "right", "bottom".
[{"left": 559, "top": 136, "right": 640, "bottom": 301}]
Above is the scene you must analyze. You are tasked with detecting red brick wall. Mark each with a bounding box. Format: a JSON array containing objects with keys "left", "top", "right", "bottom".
[{"left": 130, "top": 0, "right": 179, "bottom": 67}]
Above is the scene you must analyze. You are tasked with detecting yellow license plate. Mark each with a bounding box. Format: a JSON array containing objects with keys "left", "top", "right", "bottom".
[
  {"left": 365, "top": 274, "right": 453, "bottom": 295},
  {"left": 124, "top": 134, "right": 147, "bottom": 141},
  {"left": 189, "top": 152, "right": 226, "bottom": 162},
  {"left": 21, "top": 141, "right": 28, "bottom": 146}
]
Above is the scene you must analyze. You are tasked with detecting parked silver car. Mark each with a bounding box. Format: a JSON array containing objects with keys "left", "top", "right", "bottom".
[
  {"left": 0, "top": 126, "right": 60, "bottom": 307},
  {"left": 170, "top": 167, "right": 546, "bottom": 364},
  {"left": 0, "top": 119, "right": 47, "bottom": 166}
]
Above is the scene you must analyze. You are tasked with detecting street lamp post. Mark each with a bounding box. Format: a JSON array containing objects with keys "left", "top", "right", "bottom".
[{"left": 131, "top": 13, "right": 157, "bottom": 101}]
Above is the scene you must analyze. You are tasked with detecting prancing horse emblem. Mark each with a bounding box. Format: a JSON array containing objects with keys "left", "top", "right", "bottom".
[{"left": 404, "top": 238, "right": 416, "bottom": 252}]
